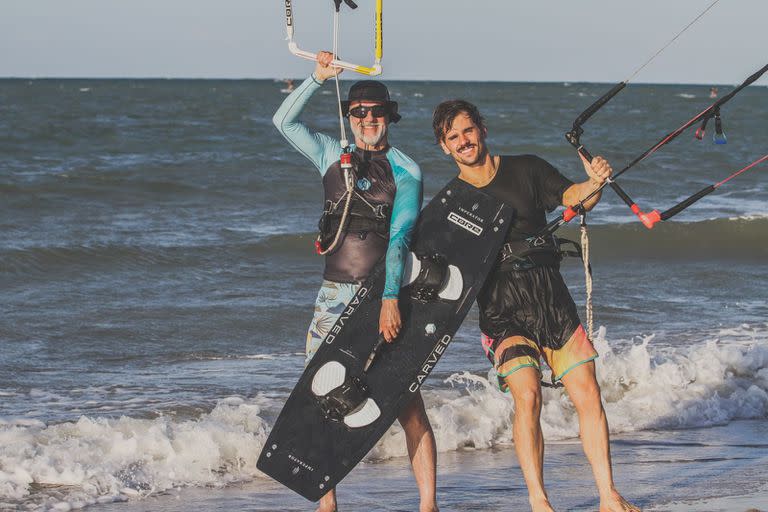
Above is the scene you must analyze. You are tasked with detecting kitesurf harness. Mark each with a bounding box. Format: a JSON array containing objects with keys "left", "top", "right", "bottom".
[
  {"left": 499, "top": 229, "right": 594, "bottom": 342},
  {"left": 316, "top": 186, "right": 391, "bottom": 254},
  {"left": 498, "top": 233, "right": 587, "bottom": 272}
]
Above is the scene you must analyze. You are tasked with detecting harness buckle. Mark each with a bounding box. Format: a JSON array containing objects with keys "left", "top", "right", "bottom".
[
  {"left": 372, "top": 204, "right": 388, "bottom": 219},
  {"left": 527, "top": 235, "right": 551, "bottom": 248}
]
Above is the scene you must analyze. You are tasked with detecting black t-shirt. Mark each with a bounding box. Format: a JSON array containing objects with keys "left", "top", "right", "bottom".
[{"left": 479, "top": 155, "right": 573, "bottom": 242}]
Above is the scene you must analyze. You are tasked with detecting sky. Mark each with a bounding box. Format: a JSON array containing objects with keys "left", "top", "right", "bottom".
[{"left": 1, "top": 0, "right": 767, "bottom": 85}]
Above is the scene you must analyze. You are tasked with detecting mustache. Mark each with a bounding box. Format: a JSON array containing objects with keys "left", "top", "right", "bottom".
[
  {"left": 360, "top": 122, "right": 383, "bottom": 127},
  {"left": 458, "top": 143, "right": 475, "bottom": 152}
]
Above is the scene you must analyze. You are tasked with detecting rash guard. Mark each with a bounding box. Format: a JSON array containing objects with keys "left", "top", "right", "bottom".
[{"left": 272, "top": 74, "right": 422, "bottom": 299}]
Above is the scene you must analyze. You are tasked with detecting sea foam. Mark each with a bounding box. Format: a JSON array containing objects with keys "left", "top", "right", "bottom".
[
  {"left": 370, "top": 325, "right": 768, "bottom": 459},
  {"left": 0, "top": 397, "right": 269, "bottom": 509},
  {"left": 3, "top": 326, "right": 767, "bottom": 509}
]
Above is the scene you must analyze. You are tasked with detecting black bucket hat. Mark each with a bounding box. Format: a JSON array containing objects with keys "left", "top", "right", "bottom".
[{"left": 341, "top": 80, "right": 401, "bottom": 123}]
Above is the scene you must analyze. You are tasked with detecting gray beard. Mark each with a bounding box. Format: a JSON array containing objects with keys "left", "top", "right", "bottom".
[{"left": 351, "top": 122, "right": 387, "bottom": 147}]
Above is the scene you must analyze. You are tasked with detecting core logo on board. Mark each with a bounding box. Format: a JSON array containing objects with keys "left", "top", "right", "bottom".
[
  {"left": 325, "top": 286, "right": 370, "bottom": 345},
  {"left": 409, "top": 334, "right": 452, "bottom": 393},
  {"left": 448, "top": 212, "right": 483, "bottom": 236}
]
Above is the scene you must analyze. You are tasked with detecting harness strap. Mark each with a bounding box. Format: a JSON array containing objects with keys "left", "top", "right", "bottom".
[
  {"left": 499, "top": 234, "right": 593, "bottom": 272},
  {"left": 323, "top": 196, "right": 390, "bottom": 219}
]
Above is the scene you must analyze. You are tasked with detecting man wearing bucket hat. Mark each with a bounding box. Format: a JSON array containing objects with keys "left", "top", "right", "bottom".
[{"left": 273, "top": 52, "right": 438, "bottom": 512}]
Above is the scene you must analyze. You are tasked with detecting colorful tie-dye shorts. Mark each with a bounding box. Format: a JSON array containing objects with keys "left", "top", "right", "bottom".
[{"left": 481, "top": 324, "right": 597, "bottom": 391}]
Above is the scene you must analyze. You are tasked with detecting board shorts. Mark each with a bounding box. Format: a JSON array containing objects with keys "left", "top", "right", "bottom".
[
  {"left": 477, "top": 264, "right": 598, "bottom": 391},
  {"left": 305, "top": 280, "right": 361, "bottom": 364}
]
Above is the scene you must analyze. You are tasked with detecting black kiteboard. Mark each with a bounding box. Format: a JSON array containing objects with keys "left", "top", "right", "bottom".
[{"left": 257, "top": 177, "right": 511, "bottom": 501}]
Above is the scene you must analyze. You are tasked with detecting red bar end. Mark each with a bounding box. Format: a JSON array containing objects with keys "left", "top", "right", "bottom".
[
  {"left": 638, "top": 209, "right": 661, "bottom": 229},
  {"left": 563, "top": 207, "right": 578, "bottom": 222}
]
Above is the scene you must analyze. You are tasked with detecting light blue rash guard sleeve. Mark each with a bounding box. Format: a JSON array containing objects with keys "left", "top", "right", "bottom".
[
  {"left": 383, "top": 148, "right": 423, "bottom": 299},
  {"left": 272, "top": 74, "right": 341, "bottom": 176}
]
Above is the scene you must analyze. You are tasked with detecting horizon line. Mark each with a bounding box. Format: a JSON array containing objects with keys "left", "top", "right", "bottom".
[{"left": 1, "top": 76, "right": 762, "bottom": 87}]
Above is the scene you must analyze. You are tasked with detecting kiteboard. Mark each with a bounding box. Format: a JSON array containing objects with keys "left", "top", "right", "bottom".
[{"left": 257, "top": 177, "right": 512, "bottom": 501}]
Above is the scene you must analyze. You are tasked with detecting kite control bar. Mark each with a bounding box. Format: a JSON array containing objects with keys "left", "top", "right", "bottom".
[
  {"left": 558, "top": 62, "right": 768, "bottom": 231},
  {"left": 284, "top": 0, "right": 383, "bottom": 76},
  {"left": 623, "top": 154, "right": 768, "bottom": 228}
]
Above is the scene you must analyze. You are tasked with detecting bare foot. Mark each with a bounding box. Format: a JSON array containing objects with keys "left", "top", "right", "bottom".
[
  {"left": 530, "top": 496, "right": 556, "bottom": 512},
  {"left": 599, "top": 489, "right": 640, "bottom": 512},
  {"left": 418, "top": 505, "right": 439, "bottom": 512}
]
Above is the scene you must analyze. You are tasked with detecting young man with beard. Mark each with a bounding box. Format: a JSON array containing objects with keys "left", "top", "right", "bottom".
[
  {"left": 432, "top": 100, "right": 639, "bottom": 512},
  {"left": 272, "top": 52, "right": 439, "bottom": 512}
]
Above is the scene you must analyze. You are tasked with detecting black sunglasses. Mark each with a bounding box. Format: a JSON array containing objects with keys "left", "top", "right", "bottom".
[{"left": 348, "top": 105, "right": 389, "bottom": 119}]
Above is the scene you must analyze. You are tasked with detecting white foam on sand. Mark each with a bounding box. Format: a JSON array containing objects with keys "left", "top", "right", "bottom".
[
  {"left": 0, "top": 397, "right": 270, "bottom": 509},
  {"left": 370, "top": 324, "right": 768, "bottom": 459}
]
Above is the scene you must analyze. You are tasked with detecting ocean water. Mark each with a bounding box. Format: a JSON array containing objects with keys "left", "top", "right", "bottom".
[{"left": 1, "top": 78, "right": 767, "bottom": 511}]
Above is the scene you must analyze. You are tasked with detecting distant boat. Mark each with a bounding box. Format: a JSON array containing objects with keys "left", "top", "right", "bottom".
[{"left": 280, "top": 79, "right": 295, "bottom": 94}]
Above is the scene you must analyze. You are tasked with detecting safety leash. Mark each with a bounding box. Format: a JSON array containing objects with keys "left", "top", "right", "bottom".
[
  {"left": 580, "top": 214, "right": 594, "bottom": 341},
  {"left": 315, "top": 3, "right": 355, "bottom": 256}
]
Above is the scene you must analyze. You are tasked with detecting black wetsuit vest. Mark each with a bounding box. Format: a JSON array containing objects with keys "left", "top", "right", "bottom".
[
  {"left": 479, "top": 155, "right": 573, "bottom": 269},
  {"left": 320, "top": 147, "right": 396, "bottom": 283}
]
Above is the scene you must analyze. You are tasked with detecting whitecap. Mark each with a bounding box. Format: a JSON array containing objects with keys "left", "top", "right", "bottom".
[
  {"left": 367, "top": 324, "right": 768, "bottom": 460},
  {"left": 0, "top": 397, "right": 271, "bottom": 507}
]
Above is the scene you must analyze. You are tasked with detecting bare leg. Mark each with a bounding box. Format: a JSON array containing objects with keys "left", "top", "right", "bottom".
[
  {"left": 561, "top": 361, "right": 640, "bottom": 512},
  {"left": 315, "top": 489, "right": 337, "bottom": 512},
  {"left": 504, "top": 364, "right": 555, "bottom": 512},
  {"left": 398, "top": 392, "right": 439, "bottom": 512}
]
